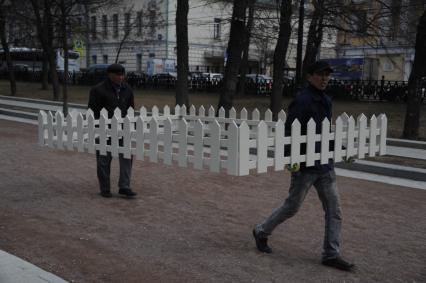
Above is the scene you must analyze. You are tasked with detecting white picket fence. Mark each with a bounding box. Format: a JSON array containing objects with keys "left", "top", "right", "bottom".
[{"left": 38, "top": 105, "right": 387, "bottom": 176}]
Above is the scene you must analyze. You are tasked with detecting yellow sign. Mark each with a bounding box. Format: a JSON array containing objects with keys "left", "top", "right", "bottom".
[{"left": 73, "top": 39, "right": 86, "bottom": 57}]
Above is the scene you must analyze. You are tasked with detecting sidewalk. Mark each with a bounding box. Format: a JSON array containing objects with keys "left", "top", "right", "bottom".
[{"left": 0, "top": 250, "right": 67, "bottom": 283}]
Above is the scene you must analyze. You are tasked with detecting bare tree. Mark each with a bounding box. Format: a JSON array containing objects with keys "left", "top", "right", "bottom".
[
  {"left": 301, "top": 0, "right": 325, "bottom": 80},
  {"left": 217, "top": 0, "right": 248, "bottom": 114},
  {"left": 175, "top": 0, "right": 189, "bottom": 107},
  {"left": 270, "top": 0, "right": 293, "bottom": 120},
  {"left": 237, "top": 0, "right": 256, "bottom": 97},
  {"left": 0, "top": 0, "right": 16, "bottom": 96},
  {"left": 403, "top": 9, "right": 425, "bottom": 139}
]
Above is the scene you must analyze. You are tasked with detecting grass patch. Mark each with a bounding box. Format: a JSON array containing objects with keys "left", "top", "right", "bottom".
[{"left": 1, "top": 80, "right": 425, "bottom": 140}]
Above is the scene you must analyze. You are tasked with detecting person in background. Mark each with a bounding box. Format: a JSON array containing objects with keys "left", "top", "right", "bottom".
[
  {"left": 252, "top": 60, "right": 355, "bottom": 272},
  {"left": 88, "top": 64, "right": 137, "bottom": 198}
]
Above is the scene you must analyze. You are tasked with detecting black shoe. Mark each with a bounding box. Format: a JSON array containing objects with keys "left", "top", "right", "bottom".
[
  {"left": 322, "top": 256, "right": 355, "bottom": 271},
  {"left": 252, "top": 229, "right": 272, "bottom": 254},
  {"left": 100, "top": 191, "right": 112, "bottom": 198},
  {"left": 118, "top": 188, "right": 137, "bottom": 197}
]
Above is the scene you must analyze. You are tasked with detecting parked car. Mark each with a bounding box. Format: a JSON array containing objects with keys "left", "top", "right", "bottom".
[{"left": 245, "top": 74, "right": 273, "bottom": 95}]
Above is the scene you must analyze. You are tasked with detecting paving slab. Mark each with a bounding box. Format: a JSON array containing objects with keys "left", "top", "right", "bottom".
[{"left": 0, "top": 250, "right": 67, "bottom": 283}]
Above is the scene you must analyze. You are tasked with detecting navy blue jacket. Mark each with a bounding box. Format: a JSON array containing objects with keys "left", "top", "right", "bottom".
[{"left": 285, "top": 84, "right": 334, "bottom": 172}]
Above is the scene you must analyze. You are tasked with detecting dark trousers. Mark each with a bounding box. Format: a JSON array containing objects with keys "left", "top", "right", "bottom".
[{"left": 96, "top": 150, "right": 133, "bottom": 192}]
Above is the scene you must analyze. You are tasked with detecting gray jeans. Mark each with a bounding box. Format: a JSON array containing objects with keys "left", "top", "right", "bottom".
[
  {"left": 256, "top": 170, "right": 342, "bottom": 260},
  {"left": 96, "top": 151, "right": 133, "bottom": 192}
]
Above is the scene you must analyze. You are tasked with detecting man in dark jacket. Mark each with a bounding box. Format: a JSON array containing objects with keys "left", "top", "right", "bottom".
[
  {"left": 88, "top": 63, "right": 137, "bottom": 198},
  {"left": 253, "top": 61, "right": 355, "bottom": 271}
]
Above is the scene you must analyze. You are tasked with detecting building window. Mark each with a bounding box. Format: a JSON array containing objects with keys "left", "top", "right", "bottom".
[
  {"left": 91, "top": 16, "right": 97, "bottom": 39},
  {"left": 382, "top": 59, "right": 394, "bottom": 72},
  {"left": 92, "top": 55, "right": 97, "bottom": 64},
  {"left": 213, "top": 18, "right": 221, "bottom": 39},
  {"left": 102, "top": 15, "right": 108, "bottom": 38},
  {"left": 124, "top": 13, "right": 131, "bottom": 35},
  {"left": 136, "top": 11, "right": 143, "bottom": 36},
  {"left": 113, "top": 14, "right": 119, "bottom": 38},
  {"left": 103, "top": 55, "right": 108, "bottom": 64},
  {"left": 136, "top": 54, "right": 142, "bottom": 72}
]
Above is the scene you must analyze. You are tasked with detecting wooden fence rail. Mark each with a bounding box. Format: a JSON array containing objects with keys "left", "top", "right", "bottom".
[{"left": 38, "top": 105, "right": 387, "bottom": 176}]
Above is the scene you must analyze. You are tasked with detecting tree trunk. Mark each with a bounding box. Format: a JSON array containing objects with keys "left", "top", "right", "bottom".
[
  {"left": 41, "top": 54, "right": 48, "bottom": 90},
  {"left": 403, "top": 9, "right": 426, "bottom": 139},
  {"left": 301, "top": 0, "right": 324, "bottom": 80},
  {"left": 217, "top": 0, "right": 248, "bottom": 115},
  {"left": 0, "top": 7, "right": 16, "bottom": 96},
  {"left": 270, "top": 0, "right": 293, "bottom": 120},
  {"left": 60, "top": 0, "right": 68, "bottom": 116},
  {"left": 237, "top": 0, "right": 255, "bottom": 97},
  {"left": 175, "top": 0, "right": 189, "bottom": 107}
]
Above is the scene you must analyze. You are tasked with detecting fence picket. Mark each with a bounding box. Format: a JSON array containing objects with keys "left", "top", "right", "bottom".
[
  {"left": 194, "top": 119, "right": 204, "bottom": 170},
  {"left": 198, "top": 105, "right": 205, "bottom": 117},
  {"left": 149, "top": 117, "right": 158, "bottom": 162},
  {"left": 369, "top": 115, "right": 377, "bottom": 157},
  {"left": 152, "top": 106, "right": 159, "bottom": 117},
  {"left": 378, "top": 114, "right": 387, "bottom": 155},
  {"left": 56, "top": 112, "right": 64, "bottom": 149},
  {"left": 178, "top": 118, "right": 188, "bottom": 167},
  {"left": 47, "top": 111, "right": 54, "bottom": 148},
  {"left": 357, "top": 114, "right": 367, "bottom": 159},
  {"left": 218, "top": 107, "right": 225, "bottom": 118},
  {"left": 290, "top": 119, "right": 302, "bottom": 165},
  {"left": 66, "top": 113, "right": 73, "bottom": 150},
  {"left": 38, "top": 111, "right": 47, "bottom": 146},
  {"left": 278, "top": 110, "right": 286, "bottom": 121},
  {"left": 334, "top": 117, "right": 343, "bottom": 162},
  {"left": 346, "top": 116, "right": 355, "bottom": 158},
  {"left": 111, "top": 113, "right": 119, "bottom": 157},
  {"left": 98, "top": 113, "right": 107, "bottom": 156},
  {"left": 180, "top": 105, "right": 187, "bottom": 116},
  {"left": 240, "top": 108, "right": 248, "bottom": 120},
  {"left": 265, "top": 109, "right": 273, "bottom": 122},
  {"left": 136, "top": 116, "right": 145, "bottom": 160},
  {"left": 229, "top": 107, "right": 236, "bottom": 119},
  {"left": 306, "top": 119, "right": 316, "bottom": 166},
  {"left": 257, "top": 121, "right": 268, "bottom": 173},
  {"left": 321, "top": 118, "right": 331, "bottom": 164},
  {"left": 127, "top": 107, "right": 134, "bottom": 118},
  {"left": 87, "top": 111, "right": 95, "bottom": 154},
  {"left": 227, "top": 121, "right": 239, "bottom": 175},
  {"left": 190, "top": 105, "right": 196, "bottom": 116},
  {"left": 274, "top": 120, "right": 285, "bottom": 170},
  {"left": 140, "top": 106, "right": 147, "bottom": 117},
  {"left": 123, "top": 116, "right": 132, "bottom": 159},
  {"left": 77, "top": 113, "right": 84, "bottom": 152},
  {"left": 174, "top": 105, "right": 181, "bottom": 116},
  {"left": 252, "top": 108, "right": 260, "bottom": 121},
  {"left": 208, "top": 106, "right": 215, "bottom": 117},
  {"left": 209, "top": 120, "right": 221, "bottom": 173},
  {"left": 238, "top": 122, "right": 250, "bottom": 175},
  {"left": 163, "top": 118, "right": 173, "bottom": 165},
  {"left": 163, "top": 105, "right": 170, "bottom": 116}
]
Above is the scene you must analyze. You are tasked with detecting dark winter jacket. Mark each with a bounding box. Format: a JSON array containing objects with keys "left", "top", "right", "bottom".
[
  {"left": 88, "top": 78, "right": 134, "bottom": 119},
  {"left": 285, "top": 84, "right": 334, "bottom": 173}
]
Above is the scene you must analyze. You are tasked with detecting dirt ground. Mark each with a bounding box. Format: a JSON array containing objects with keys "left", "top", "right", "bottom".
[{"left": 0, "top": 119, "right": 425, "bottom": 283}]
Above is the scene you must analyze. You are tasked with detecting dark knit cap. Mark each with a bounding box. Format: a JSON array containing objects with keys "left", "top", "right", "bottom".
[
  {"left": 307, "top": 60, "right": 333, "bottom": 74},
  {"left": 107, "top": 63, "right": 125, "bottom": 74}
]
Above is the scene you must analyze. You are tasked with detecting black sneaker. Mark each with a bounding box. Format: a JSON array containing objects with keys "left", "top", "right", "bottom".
[
  {"left": 100, "top": 191, "right": 112, "bottom": 198},
  {"left": 252, "top": 229, "right": 272, "bottom": 254},
  {"left": 118, "top": 188, "right": 137, "bottom": 197},
  {"left": 322, "top": 256, "right": 355, "bottom": 271}
]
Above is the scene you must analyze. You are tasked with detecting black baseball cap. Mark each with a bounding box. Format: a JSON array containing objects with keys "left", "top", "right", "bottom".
[
  {"left": 107, "top": 63, "right": 125, "bottom": 74},
  {"left": 307, "top": 60, "right": 333, "bottom": 74}
]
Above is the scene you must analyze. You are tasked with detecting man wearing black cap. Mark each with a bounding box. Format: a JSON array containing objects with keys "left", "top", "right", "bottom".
[
  {"left": 253, "top": 60, "right": 355, "bottom": 271},
  {"left": 88, "top": 63, "right": 137, "bottom": 198}
]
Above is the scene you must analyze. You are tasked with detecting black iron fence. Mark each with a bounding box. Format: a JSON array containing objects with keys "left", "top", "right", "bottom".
[{"left": 1, "top": 70, "right": 424, "bottom": 103}]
